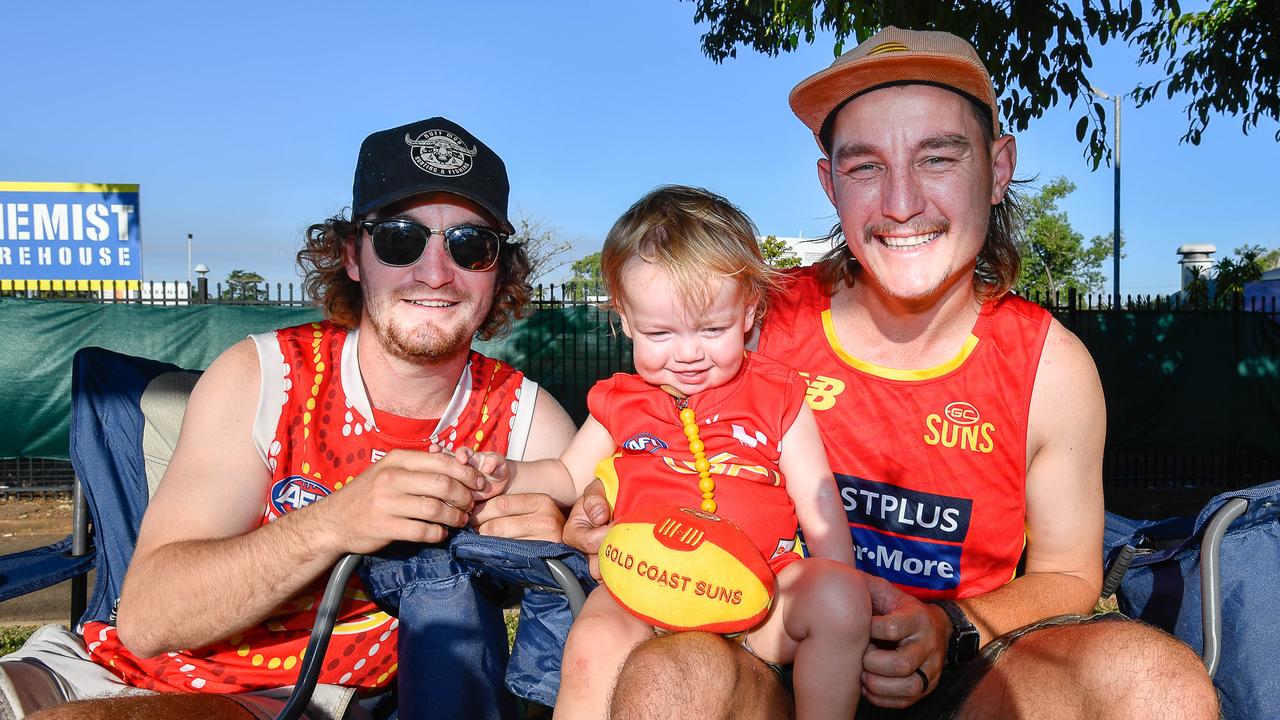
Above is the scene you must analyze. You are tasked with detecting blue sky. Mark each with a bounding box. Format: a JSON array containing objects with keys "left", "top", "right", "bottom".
[{"left": 3, "top": 1, "right": 1275, "bottom": 295}]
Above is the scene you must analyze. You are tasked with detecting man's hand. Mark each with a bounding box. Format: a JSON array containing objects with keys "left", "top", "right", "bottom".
[
  {"left": 561, "top": 479, "right": 612, "bottom": 579},
  {"left": 471, "top": 492, "right": 565, "bottom": 542},
  {"left": 311, "top": 448, "right": 484, "bottom": 554},
  {"left": 861, "top": 575, "right": 951, "bottom": 709}
]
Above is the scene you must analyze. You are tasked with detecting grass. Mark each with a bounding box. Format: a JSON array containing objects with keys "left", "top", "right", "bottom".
[
  {"left": 505, "top": 608, "right": 520, "bottom": 649},
  {"left": 0, "top": 625, "right": 38, "bottom": 655}
]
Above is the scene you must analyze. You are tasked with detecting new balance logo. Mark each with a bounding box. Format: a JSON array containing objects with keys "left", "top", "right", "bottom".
[{"left": 798, "top": 372, "right": 846, "bottom": 411}]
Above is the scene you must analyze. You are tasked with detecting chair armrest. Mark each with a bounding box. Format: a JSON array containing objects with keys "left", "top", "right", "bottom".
[
  {"left": 276, "top": 554, "right": 363, "bottom": 720},
  {"left": 543, "top": 558, "right": 586, "bottom": 617},
  {"left": 0, "top": 537, "right": 96, "bottom": 602},
  {"left": 1200, "top": 497, "right": 1249, "bottom": 679}
]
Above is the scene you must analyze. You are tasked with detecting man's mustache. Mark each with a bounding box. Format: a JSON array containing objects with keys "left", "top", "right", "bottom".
[{"left": 861, "top": 219, "right": 951, "bottom": 244}]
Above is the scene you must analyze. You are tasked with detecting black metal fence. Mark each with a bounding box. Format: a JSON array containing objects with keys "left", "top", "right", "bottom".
[
  {"left": 1020, "top": 286, "right": 1279, "bottom": 315},
  {"left": 1101, "top": 450, "right": 1280, "bottom": 517},
  {"left": 5, "top": 281, "right": 1278, "bottom": 314},
  {"left": 0, "top": 458, "right": 77, "bottom": 500}
]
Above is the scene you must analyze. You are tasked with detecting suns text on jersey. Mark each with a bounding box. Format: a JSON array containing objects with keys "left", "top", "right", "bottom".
[{"left": 923, "top": 401, "right": 995, "bottom": 454}]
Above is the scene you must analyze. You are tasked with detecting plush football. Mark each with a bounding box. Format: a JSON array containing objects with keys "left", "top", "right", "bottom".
[{"left": 599, "top": 504, "right": 775, "bottom": 634}]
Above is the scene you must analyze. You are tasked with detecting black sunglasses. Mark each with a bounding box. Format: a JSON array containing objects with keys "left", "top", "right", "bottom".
[{"left": 359, "top": 219, "right": 508, "bottom": 272}]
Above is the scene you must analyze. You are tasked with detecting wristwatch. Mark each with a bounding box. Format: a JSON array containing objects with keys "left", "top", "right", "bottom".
[{"left": 931, "top": 599, "right": 980, "bottom": 667}]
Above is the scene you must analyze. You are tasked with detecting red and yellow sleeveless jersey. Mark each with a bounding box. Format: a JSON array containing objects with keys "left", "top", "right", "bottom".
[
  {"left": 589, "top": 353, "right": 807, "bottom": 572},
  {"left": 85, "top": 320, "right": 527, "bottom": 693},
  {"left": 757, "top": 267, "right": 1051, "bottom": 600}
]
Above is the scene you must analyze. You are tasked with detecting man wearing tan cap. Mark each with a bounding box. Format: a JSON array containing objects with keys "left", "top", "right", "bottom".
[{"left": 567, "top": 27, "right": 1218, "bottom": 719}]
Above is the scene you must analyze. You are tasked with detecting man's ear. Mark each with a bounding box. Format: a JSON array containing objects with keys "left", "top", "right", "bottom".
[
  {"left": 343, "top": 233, "right": 361, "bottom": 283},
  {"left": 990, "top": 135, "right": 1017, "bottom": 205},
  {"left": 817, "top": 157, "right": 837, "bottom": 208}
]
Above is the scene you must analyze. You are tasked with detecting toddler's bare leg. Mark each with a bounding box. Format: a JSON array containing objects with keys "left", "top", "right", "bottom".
[
  {"left": 554, "top": 587, "right": 655, "bottom": 720},
  {"left": 744, "top": 559, "right": 871, "bottom": 720}
]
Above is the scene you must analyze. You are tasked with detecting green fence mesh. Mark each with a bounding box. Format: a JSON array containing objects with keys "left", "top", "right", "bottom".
[{"left": 2, "top": 299, "right": 1277, "bottom": 471}]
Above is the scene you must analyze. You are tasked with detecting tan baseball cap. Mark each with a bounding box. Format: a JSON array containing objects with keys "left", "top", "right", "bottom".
[{"left": 789, "top": 26, "right": 1000, "bottom": 147}]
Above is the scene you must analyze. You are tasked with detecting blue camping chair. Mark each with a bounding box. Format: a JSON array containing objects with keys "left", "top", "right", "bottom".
[
  {"left": 1102, "top": 480, "right": 1280, "bottom": 720},
  {"left": 0, "top": 346, "right": 592, "bottom": 720}
]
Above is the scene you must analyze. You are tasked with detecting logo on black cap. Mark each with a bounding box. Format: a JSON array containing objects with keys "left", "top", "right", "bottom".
[{"left": 404, "top": 130, "right": 477, "bottom": 177}]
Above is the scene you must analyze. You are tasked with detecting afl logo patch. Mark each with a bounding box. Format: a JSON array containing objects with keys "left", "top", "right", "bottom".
[
  {"left": 623, "top": 432, "right": 668, "bottom": 453},
  {"left": 271, "top": 475, "right": 331, "bottom": 514},
  {"left": 943, "top": 401, "right": 980, "bottom": 426},
  {"left": 404, "top": 129, "right": 477, "bottom": 177}
]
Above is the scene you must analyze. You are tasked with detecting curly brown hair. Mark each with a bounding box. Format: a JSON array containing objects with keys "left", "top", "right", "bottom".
[{"left": 296, "top": 211, "right": 533, "bottom": 340}]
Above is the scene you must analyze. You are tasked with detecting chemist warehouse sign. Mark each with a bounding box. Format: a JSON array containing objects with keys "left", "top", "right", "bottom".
[{"left": 0, "top": 182, "right": 142, "bottom": 290}]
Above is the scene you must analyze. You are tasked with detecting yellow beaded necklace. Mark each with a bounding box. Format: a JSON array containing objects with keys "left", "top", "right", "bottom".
[{"left": 665, "top": 386, "right": 716, "bottom": 514}]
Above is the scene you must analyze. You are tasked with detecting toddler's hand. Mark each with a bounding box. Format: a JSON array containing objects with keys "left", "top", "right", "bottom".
[{"left": 452, "top": 447, "right": 512, "bottom": 501}]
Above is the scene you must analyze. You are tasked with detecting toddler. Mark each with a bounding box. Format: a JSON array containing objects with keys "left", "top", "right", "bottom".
[{"left": 470, "top": 186, "right": 869, "bottom": 720}]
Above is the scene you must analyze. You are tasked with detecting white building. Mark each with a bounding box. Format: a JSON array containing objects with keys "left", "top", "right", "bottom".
[
  {"left": 763, "top": 235, "right": 840, "bottom": 267},
  {"left": 1175, "top": 244, "right": 1217, "bottom": 290}
]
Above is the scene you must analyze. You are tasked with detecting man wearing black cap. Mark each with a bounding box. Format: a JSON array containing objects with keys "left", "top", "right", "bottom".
[
  {"left": 567, "top": 28, "right": 1218, "bottom": 719},
  {"left": 10, "top": 118, "right": 576, "bottom": 719}
]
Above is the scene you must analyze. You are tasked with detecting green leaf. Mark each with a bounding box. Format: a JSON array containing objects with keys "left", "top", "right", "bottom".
[
  {"left": 688, "top": 0, "right": 1279, "bottom": 164},
  {"left": 1076, "top": 115, "right": 1089, "bottom": 141}
]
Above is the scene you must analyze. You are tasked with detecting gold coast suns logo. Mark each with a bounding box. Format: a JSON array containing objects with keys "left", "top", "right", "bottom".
[{"left": 924, "top": 401, "right": 996, "bottom": 454}]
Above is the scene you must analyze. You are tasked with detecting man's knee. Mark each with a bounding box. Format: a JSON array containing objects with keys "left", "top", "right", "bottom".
[
  {"left": 1065, "top": 621, "right": 1218, "bottom": 718},
  {"left": 966, "top": 618, "right": 1219, "bottom": 720},
  {"left": 28, "top": 694, "right": 256, "bottom": 720},
  {"left": 614, "top": 633, "right": 738, "bottom": 706},
  {"left": 610, "top": 633, "right": 790, "bottom": 720}
]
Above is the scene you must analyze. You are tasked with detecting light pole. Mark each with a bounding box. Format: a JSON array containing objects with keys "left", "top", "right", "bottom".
[
  {"left": 187, "top": 233, "right": 193, "bottom": 289},
  {"left": 1089, "top": 86, "right": 1121, "bottom": 306}
]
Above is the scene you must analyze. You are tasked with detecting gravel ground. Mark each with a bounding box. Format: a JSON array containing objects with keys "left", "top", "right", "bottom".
[{"left": 0, "top": 498, "right": 81, "bottom": 627}]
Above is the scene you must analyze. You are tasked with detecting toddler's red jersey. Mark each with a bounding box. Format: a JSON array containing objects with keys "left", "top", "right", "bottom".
[{"left": 589, "top": 353, "right": 807, "bottom": 572}]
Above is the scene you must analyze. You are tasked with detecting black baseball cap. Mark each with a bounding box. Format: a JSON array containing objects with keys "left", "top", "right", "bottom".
[{"left": 351, "top": 117, "right": 515, "bottom": 234}]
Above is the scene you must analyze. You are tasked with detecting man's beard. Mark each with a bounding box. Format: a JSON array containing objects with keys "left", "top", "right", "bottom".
[
  {"left": 365, "top": 289, "right": 487, "bottom": 363},
  {"left": 379, "top": 317, "right": 471, "bottom": 363}
]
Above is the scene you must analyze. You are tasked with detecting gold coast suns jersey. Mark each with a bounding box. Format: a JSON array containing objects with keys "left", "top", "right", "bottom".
[
  {"left": 757, "top": 267, "right": 1051, "bottom": 600},
  {"left": 85, "top": 321, "right": 530, "bottom": 693}
]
